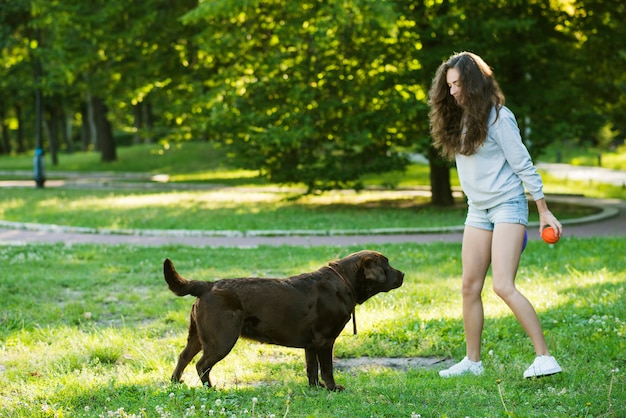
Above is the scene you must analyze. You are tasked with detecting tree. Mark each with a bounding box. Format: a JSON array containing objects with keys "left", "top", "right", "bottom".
[
  {"left": 401, "top": 0, "right": 582, "bottom": 204},
  {"left": 30, "top": 0, "right": 198, "bottom": 162},
  {"left": 1, "top": 0, "right": 622, "bottom": 202},
  {"left": 0, "top": 0, "right": 35, "bottom": 154},
  {"left": 182, "top": 0, "right": 416, "bottom": 192},
  {"left": 571, "top": 0, "right": 626, "bottom": 146},
  {"left": 30, "top": 0, "right": 116, "bottom": 161}
]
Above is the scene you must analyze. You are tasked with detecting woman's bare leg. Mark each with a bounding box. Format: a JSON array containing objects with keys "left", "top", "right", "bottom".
[
  {"left": 461, "top": 226, "right": 493, "bottom": 362},
  {"left": 491, "top": 223, "right": 549, "bottom": 356}
]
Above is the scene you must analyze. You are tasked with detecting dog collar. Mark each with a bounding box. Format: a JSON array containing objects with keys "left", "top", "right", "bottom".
[{"left": 327, "top": 265, "right": 357, "bottom": 335}]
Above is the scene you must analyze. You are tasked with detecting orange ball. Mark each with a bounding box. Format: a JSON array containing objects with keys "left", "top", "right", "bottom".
[{"left": 541, "top": 226, "right": 560, "bottom": 244}]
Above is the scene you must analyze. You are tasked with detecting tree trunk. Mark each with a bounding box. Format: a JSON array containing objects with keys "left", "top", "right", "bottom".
[
  {"left": 15, "top": 104, "right": 25, "bottom": 153},
  {"left": 92, "top": 96, "right": 117, "bottom": 162},
  {"left": 143, "top": 100, "right": 153, "bottom": 144},
  {"left": 1, "top": 120, "right": 9, "bottom": 154},
  {"left": 43, "top": 106, "right": 60, "bottom": 166},
  {"left": 428, "top": 145, "right": 455, "bottom": 207},
  {"left": 0, "top": 104, "right": 10, "bottom": 154},
  {"left": 86, "top": 91, "right": 98, "bottom": 151},
  {"left": 80, "top": 103, "right": 90, "bottom": 151},
  {"left": 62, "top": 105, "right": 74, "bottom": 153},
  {"left": 133, "top": 102, "right": 143, "bottom": 144}
]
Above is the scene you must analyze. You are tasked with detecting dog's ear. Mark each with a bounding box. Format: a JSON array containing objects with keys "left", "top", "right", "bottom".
[{"left": 362, "top": 256, "right": 386, "bottom": 282}]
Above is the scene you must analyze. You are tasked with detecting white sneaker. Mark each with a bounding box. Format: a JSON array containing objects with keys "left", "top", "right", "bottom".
[
  {"left": 439, "top": 356, "right": 484, "bottom": 377},
  {"left": 523, "top": 355, "right": 562, "bottom": 378}
]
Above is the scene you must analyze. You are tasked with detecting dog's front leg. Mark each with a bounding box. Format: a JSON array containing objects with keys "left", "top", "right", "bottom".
[
  {"left": 317, "top": 346, "right": 344, "bottom": 391},
  {"left": 305, "top": 348, "right": 320, "bottom": 387}
]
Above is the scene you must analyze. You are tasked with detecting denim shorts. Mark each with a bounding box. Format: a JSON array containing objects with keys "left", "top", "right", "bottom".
[{"left": 465, "top": 193, "right": 529, "bottom": 231}]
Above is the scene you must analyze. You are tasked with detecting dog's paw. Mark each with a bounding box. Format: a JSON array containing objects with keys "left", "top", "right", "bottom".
[{"left": 318, "top": 382, "right": 345, "bottom": 392}]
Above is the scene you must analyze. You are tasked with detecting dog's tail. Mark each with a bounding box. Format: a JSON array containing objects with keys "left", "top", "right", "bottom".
[{"left": 163, "top": 258, "right": 213, "bottom": 297}]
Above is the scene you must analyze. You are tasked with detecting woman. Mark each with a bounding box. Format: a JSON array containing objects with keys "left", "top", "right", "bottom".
[{"left": 429, "top": 51, "right": 562, "bottom": 378}]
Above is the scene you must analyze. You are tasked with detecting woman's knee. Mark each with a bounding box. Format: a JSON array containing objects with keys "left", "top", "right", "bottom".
[
  {"left": 462, "top": 276, "right": 484, "bottom": 299},
  {"left": 492, "top": 281, "right": 516, "bottom": 301}
]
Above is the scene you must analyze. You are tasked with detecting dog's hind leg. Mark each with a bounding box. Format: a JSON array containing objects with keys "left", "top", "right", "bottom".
[
  {"left": 305, "top": 348, "right": 320, "bottom": 387},
  {"left": 171, "top": 312, "right": 202, "bottom": 383},
  {"left": 194, "top": 309, "right": 244, "bottom": 388}
]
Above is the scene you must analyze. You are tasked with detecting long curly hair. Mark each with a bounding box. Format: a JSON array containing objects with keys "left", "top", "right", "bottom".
[{"left": 428, "top": 52, "right": 505, "bottom": 160}]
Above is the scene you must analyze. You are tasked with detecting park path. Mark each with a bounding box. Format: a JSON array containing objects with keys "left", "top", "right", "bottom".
[{"left": 0, "top": 164, "right": 625, "bottom": 247}]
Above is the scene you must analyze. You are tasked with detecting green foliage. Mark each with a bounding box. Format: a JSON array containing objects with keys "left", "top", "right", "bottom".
[
  {"left": 179, "top": 0, "right": 602, "bottom": 189},
  {"left": 1, "top": 1, "right": 626, "bottom": 189},
  {"left": 180, "top": 0, "right": 421, "bottom": 192},
  {"left": 570, "top": 0, "right": 626, "bottom": 144}
]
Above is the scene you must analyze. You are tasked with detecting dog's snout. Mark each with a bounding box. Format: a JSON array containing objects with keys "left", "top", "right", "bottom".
[{"left": 395, "top": 270, "right": 405, "bottom": 286}]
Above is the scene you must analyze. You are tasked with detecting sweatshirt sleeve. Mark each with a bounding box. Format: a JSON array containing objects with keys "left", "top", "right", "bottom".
[{"left": 491, "top": 107, "right": 544, "bottom": 201}]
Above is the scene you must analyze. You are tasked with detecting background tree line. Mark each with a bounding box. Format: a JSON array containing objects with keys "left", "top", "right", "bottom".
[{"left": 1, "top": 0, "right": 624, "bottom": 203}]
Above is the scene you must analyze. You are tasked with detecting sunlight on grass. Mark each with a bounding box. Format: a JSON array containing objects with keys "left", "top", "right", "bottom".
[
  {"left": 0, "top": 197, "right": 23, "bottom": 218},
  {"left": 1, "top": 239, "right": 625, "bottom": 417},
  {"left": 2, "top": 187, "right": 473, "bottom": 232},
  {"left": 34, "top": 190, "right": 435, "bottom": 213},
  {"left": 62, "top": 191, "right": 280, "bottom": 210},
  {"left": 175, "top": 342, "right": 305, "bottom": 389},
  {"left": 169, "top": 169, "right": 261, "bottom": 182},
  {"left": 541, "top": 172, "right": 626, "bottom": 199},
  {"left": 296, "top": 189, "right": 435, "bottom": 205}
]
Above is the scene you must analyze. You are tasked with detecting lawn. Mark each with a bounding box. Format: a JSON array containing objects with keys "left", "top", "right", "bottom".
[
  {"left": 0, "top": 142, "right": 625, "bottom": 417},
  {"left": 0, "top": 186, "right": 601, "bottom": 233},
  {"left": 0, "top": 240, "right": 624, "bottom": 417},
  {"left": 542, "top": 140, "right": 626, "bottom": 171},
  {"left": 0, "top": 143, "right": 615, "bottom": 233}
]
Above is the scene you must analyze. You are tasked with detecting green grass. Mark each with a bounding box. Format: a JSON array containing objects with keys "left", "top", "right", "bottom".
[
  {"left": 0, "top": 187, "right": 599, "bottom": 232},
  {"left": 0, "top": 240, "right": 624, "bottom": 417},
  {"left": 3, "top": 139, "right": 626, "bottom": 183},
  {"left": 0, "top": 142, "right": 614, "bottom": 232},
  {"left": 542, "top": 141, "right": 626, "bottom": 171},
  {"left": 0, "top": 142, "right": 625, "bottom": 416},
  {"left": 2, "top": 142, "right": 238, "bottom": 174}
]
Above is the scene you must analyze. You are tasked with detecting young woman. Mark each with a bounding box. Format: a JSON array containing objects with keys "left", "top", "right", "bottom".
[{"left": 429, "top": 51, "right": 562, "bottom": 378}]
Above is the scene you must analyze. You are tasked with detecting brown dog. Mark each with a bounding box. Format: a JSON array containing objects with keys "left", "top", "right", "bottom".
[{"left": 163, "top": 250, "right": 404, "bottom": 391}]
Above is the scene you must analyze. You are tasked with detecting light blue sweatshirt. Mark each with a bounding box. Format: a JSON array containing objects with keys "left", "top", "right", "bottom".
[{"left": 455, "top": 106, "right": 544, "bottom": 210}]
